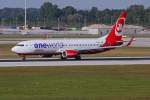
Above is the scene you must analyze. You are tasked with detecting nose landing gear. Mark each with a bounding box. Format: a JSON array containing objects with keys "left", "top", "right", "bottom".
[
  {"left": 22, "top": 56, "right": 26, "bottom": 61},
  {"left": 19, "top": 55, "right": 26, "bottom": 61}
]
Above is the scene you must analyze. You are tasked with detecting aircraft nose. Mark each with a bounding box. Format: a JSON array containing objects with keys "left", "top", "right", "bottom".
[{"left": 11, "top": 46, "right": 17, "bottom": 53}]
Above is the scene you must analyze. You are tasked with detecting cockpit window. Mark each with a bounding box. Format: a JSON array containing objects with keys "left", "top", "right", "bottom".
[{"left": 16, "top": 44, "right": 24, "bottom": 46}]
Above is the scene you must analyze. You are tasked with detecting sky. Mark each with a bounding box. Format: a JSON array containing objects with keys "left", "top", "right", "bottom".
[{"left": 0, "top": 0, "right": 150, "bottom": 10}]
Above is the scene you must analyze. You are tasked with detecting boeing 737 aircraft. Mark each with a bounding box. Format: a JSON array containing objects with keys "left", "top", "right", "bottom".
[{"left": 11, "top": 11, "right": 132, "bottom": 60}]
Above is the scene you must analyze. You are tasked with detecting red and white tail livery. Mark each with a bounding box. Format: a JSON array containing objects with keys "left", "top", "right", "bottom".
[
  {"left": 103, "top": 10, "right": 127, "bottom": 46},
  {"left": 11, "top": 11, "right": 132, "bottom": 60}
]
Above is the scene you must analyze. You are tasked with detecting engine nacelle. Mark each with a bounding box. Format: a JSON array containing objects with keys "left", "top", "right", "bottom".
[{"left": 62, "top": 50, "right": 78, "bottom": 58}]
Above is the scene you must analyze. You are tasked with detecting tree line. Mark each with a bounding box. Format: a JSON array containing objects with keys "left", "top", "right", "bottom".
[{"left": 0, "top": 2, "right": 150, "bottom": 28}]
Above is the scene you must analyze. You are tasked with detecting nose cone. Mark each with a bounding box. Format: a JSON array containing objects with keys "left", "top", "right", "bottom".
[{"left": 11, "top": 46, "right": 17, "bottom": 53}]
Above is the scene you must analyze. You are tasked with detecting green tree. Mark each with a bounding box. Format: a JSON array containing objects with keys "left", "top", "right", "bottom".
[
  {"left": 62, "top": 6, "right": 76, "bottom": 16},
  {"left": 127, "top": 5, "right": 145, "bottom": 25},
  {"left": 39, "top": 2, "right": 60, "bottom": 26}
]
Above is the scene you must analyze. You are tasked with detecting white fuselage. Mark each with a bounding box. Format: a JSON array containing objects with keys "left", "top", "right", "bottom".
[{"left": 11, "top": 37, "right": 106, "bottom": 55}]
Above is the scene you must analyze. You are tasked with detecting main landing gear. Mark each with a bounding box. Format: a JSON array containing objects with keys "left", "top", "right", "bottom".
[
  {"left": 75, "top": 55, "right": 81, "bottom": 60},
  {"left": 60, "top": 55, "right": 67, "bottom": 60},
  {"left": 60, "top": 54, "right": 81, "bottom": 60}
]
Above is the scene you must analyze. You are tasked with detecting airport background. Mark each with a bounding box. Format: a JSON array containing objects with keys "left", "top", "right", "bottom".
[
  {"left": 0, "top": 2, "right": 149, "bottom": 37},
  {"left": 0, "top": 3, "right": 149, "bottom": 28},
  {"left": 0, "top": 0, "right": 150, "bottom": 100}
]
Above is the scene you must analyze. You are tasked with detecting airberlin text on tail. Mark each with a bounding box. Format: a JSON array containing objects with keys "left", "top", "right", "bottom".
[{"left": 103, "top": 11, "right": 127, "bottom": 46}]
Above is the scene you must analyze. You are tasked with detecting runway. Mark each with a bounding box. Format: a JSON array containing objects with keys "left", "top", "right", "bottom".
[{"left": 0, "top": 57, "right": 150, "bottom": 67}]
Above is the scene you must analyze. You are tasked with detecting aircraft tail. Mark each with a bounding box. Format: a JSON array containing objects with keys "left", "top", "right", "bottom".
[{"left": 103, "top": 11, "right": 127, "bottom": 46}]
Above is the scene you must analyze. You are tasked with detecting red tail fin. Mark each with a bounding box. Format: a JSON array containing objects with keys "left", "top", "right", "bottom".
[{"left": 103, "top": 11, "right": 127, "bottom": 46}]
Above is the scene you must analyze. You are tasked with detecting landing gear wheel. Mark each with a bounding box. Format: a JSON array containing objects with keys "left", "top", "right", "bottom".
[
  {"left": 61, "top": 55, "right": 67, "bottom": 60},
  {"left": 22, "top": 55, "right": 26, "bottom": 61},
  {"left": 75, "top": 55, "right": 81, "bottom": 60}
]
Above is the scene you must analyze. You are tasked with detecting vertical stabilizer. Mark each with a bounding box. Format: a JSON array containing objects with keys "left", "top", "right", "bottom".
[{"left": 103, "top": 11, "right": 127, "bottom": 46}]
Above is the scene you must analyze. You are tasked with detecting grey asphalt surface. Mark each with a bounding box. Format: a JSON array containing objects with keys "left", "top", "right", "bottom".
[
  {"left": 0, "top": 57, "right": 150, "bottom": 67},
  {"left": 131, "top": 38, "right": 150, "bottom": 47}
]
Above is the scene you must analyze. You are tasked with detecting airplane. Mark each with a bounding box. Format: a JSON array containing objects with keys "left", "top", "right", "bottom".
[{"left": 11, "top": 11, "right": 133, "bottom": 60}]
